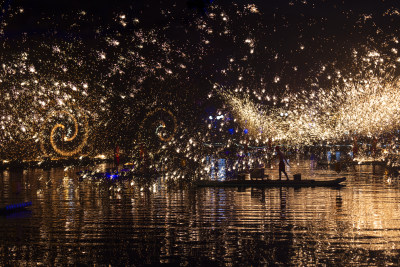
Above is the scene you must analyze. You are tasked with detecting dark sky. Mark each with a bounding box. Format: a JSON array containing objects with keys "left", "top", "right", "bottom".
[
  {"left": 3, "top": 0, "right": 400, "bottom": 95},
  {"left": 2, "top": 0, "right": 400, "bottom": 118}
]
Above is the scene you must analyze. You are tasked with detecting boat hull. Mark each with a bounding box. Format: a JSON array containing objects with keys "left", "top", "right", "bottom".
[
  {"left": 0, "top": 201, "right": 32, "bottom": 215},
  {"left": 195, "top": 177, "right": 346, "bottom": 188}
]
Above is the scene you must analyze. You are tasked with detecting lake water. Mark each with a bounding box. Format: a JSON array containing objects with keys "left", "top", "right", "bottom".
[{"left": 1, "top": 160, "right": 400, "bottom": 266}]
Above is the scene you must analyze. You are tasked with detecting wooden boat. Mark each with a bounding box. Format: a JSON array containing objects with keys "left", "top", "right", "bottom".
[
  {"left": 195, "top": 177, "right": 346, "bottom": 188},
  {"left": 77, "top": 168, "right": 158, "bottom": 180},
  {"left": 318, "top": 160, "right": 386, "bottom": 166},
  {"left": 0, "top": 201, "right": 32, "bottom": 215},
  {"left": 77, "top": 170, "right": 133, "bottom": 180}
]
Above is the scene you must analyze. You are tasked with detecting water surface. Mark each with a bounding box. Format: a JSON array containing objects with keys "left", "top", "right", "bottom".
[{"left": 1, "top": 161, "right": 400, "bottom": 266}]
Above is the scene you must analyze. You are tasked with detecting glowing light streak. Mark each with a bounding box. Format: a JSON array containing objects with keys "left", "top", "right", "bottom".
[
  {"left": 140, "top": 108, "right": 177, "bottom": 143},
  {"left": 40, "top": 108, "right": 89, "bottom": 157},
  {"left": 220, "top": 74, "right": 400, "bottom": 145}
]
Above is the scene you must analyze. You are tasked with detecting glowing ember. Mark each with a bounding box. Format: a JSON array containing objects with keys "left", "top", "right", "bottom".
[{"left": 0, "top": 1, "right": 400, "bottom": 180}]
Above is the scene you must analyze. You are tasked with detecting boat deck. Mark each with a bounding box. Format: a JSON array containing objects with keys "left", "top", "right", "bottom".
[{"left": 195, "top": 177, "right": 346, "bottom": 188}]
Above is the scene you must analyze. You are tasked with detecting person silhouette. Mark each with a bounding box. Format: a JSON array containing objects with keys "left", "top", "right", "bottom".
[
  {"left": 275, "top": 146, "right": 290, "bottom": 180},
  {"left": 114, "top": 144, "right": 120, "bottom": 172}
]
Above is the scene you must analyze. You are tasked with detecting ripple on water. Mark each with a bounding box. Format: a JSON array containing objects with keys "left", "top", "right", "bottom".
[{"left": 1, "top": 161, "right": 400, "bottom": 265}]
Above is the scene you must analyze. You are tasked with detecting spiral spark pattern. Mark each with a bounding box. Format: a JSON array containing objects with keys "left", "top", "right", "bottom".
[
  {"left": 140, "top": 108, "right": 177, "bottom": 143},
  {"left": 40, "top": 108, "right": 89, "bottom": 157}
]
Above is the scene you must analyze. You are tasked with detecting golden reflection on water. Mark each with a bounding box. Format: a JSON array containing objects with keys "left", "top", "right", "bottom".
[{"left": 1, "top": 161, "right": 400, "bottom": 265}]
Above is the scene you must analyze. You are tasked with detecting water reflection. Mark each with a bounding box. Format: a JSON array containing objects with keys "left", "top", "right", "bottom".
[{"left": 0, "top": 161, "right": 400, "bottom": 265}]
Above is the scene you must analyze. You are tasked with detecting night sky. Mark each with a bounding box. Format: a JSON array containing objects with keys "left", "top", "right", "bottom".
[
  {"left": 5, "top": 0, "right": 400, "bottom": 90},
  {"left": 1, "top": 0, "right": 400, "bottom": 159}
]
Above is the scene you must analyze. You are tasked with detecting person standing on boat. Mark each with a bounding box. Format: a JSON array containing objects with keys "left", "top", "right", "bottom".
[
  {"left": 276, "top": 146, "right": 290, "bottom": 180},
  {"left": 114, "top": 144, "right": 120, "bottom": 172}
]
